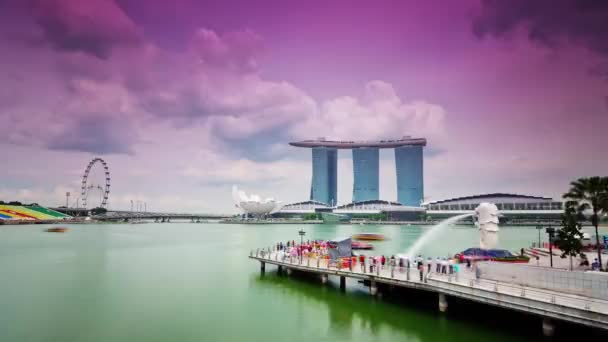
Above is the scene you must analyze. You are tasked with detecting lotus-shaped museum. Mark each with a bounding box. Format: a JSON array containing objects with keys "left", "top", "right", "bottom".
[{"left": 232, "top": 185, "right": 281, "bottom": 215}]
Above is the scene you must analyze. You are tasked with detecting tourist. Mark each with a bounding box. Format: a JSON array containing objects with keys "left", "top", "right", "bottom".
[
  {"left": 436, "top": 257, "right": 441, "bottom": 273},
  {"left": 381, "top": 255, "right": 386, "bottom": 269},
  {"left": 427, "top": 257, "right": 432, "bottom": 273},
  {"left": 441, "top": 258, "right": 447, "bottom": 274},
  {"left": 359, "top": 254, "right": 366, "bottom": 272},
  {"left": 398, "top": 257, "right": 404, "bottom": 272},
  {"left": 448, "top": 258, "right": 454, "bottom": 274},
  {"left": 390, "top": 255, "right": 396, "bottom": 268},
  {"left": 592, "top": 258, "right": 600, "bottom": 271},
  {"left": 418, "top": 262, "right": 424, "bottom": 281},
  {"left": 453, "top": 263, "right": 460, "bottom": 281}
]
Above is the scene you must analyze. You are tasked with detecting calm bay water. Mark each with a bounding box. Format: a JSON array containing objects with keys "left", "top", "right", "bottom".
[{"left": 0, "top": 223, "right": 602, "bottom": 341}]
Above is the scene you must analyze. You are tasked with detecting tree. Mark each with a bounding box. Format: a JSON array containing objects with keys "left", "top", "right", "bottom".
[
  {"left": 91, "top": 207, "right": 107, "bottom": 215},
  {"left": 563, "top": 177, "right": 608, "bottom": 270},
  {"left": 556, "top": 201, "right": 584, "bottom": 270}
]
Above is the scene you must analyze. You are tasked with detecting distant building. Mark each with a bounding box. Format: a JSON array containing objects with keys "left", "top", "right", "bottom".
[
  {"left": 425, "top": 193, "right": 564, "bottom": 223},
  {"left": 232, "top": 185, "right": 281, "bottom": 216},
  {"left": 334, "top": 200, "right": 425, "bottom": 221},
  {"left": 352, "top": 148, "right": 379, "bottom": 202},
  {"left": 395, "top": 145, "right": 424, "bottom": 206},
  {"left": 277, "top": 200, "right": 332, "bottom": 215},
  {"left": 290, "top": 137, "right": 426, "bottom": 206},
  {"left": 310, "top": 147, "right": 338, "bottom": 206}
]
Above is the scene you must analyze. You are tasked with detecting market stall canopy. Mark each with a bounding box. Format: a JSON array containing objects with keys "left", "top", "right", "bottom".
[{"left": 328, "top": 237, "right": 352, "bottom": 261}]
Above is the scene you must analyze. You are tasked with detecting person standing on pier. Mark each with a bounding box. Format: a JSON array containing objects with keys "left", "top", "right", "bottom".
[
  {"left": 381, "top": 255, "right": 386, "bottom": 270},
  {"left": 359, "top": 254, "right": 365, "bottom": 272},
  {"left": 418, "top": 261, "right": 424, "bottom": 281},
  {"left": 436, "top": 257, "right": 441, "bottom": 273},
  {"left": 592, "top": 258, "right": 599, "bottom": 271},
  {"left": 398, "top": 257, "right": 404, "bottom": 272},
  {"left": 427, "top": 257, "right": 432, "bottom": 273}
]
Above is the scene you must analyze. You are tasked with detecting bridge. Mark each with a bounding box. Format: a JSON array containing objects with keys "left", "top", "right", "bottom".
[
  {"left": 50, "top": 208, "right": 230, "bottom": 222},
  {"left": 250, "top": 248, "right": 608, "bottom": 336}
]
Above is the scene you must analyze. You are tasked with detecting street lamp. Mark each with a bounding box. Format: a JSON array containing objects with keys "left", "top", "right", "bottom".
[
  {"left": 536, "top": 225, "right": 542, "bottom": 248},
  {"left": 298, "top": 229, "right": 306, "bottom": 264},
  {"left": 546, "top": 226, "right": 556, "bottom": 268}
]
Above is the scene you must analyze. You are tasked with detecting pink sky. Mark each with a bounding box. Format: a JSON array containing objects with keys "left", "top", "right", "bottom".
[{"left": 0, "top": 0, "right": 607, "bottom": 212}]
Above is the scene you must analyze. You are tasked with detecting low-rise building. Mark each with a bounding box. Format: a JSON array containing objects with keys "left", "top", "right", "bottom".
[{"left": 425, "top": 193, "right": 563, "bottom": 224}]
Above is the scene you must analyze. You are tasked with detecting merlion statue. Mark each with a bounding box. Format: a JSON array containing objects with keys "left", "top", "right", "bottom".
[{"left": 475, "top": 203, "right": 499, "bottom": 249}]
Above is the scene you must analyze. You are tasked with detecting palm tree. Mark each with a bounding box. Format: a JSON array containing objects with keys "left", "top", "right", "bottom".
[
  {"left": 556, "top": 201, "right": 584, "bottom": 271},
  {"left": 563, "top": 177, "right": 608, "bottom": 270}
]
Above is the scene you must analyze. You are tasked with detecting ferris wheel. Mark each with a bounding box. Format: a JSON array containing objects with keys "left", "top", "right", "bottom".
[{"left": 81, "top": 158, "right": 111, "bottom": 209}]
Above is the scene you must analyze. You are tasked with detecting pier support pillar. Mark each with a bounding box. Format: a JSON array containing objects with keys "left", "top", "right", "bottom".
[
  {"left": 260, "top": 261, "right": 265, "bottom": 275},
  {"left": 340, "top": 276, "right": 346, "bottom": 291},
  {"left": 321, "top": 274, "right": 328, "bottom": 285},
  {"left": 370, "top": 281, "right": 378, "bottom": 296},
  {"left": 542, "top": 318, "right": 555, "bottom": 337},
  {"left": 438, "top": 293, "right": 448, "bottom": 313}
]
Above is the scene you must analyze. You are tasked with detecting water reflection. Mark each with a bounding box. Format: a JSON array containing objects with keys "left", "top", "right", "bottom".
[{"left": 251, "top": 272, "right": 525, "bottom": 342}]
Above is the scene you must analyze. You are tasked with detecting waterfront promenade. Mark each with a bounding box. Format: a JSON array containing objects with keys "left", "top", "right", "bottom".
[{"left": 250, "top": 249, "right": 608, "bottom": 335}]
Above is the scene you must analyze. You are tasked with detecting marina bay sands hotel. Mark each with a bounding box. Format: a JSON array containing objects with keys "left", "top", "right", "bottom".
[{"left": 289, "top": 137, "right": 426, "bottom": 207}]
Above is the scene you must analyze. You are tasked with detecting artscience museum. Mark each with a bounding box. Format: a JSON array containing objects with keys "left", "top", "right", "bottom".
[{"left": 232, "top": 185, "right": 281, "bottom": 216}]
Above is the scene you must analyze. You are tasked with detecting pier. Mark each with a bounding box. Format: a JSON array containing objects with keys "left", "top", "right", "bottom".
[{"left": 250, "top": 249, "right": 608, "bottom": 336}]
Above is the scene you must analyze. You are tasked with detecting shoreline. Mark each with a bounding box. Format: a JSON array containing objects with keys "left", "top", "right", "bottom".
[{"left": 2, "top": 219, "right": 603, "bottom": 228}]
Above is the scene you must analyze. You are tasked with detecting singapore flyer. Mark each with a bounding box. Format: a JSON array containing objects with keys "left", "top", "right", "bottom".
[{"left": 80, "top": 158, "right": 111, "bottom": 209}]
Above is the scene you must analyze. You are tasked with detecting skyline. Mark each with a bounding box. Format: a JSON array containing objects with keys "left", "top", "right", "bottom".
[{"left": 1, "top": 0, "right": 607, "bottom": 212}]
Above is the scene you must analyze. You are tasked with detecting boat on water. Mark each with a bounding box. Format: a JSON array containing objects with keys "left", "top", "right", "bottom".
[
  {"left": 352, "top": 233, "right": 385, "bottom": 241},
  {"left": 46, "top": 227, "right": 68, "bottom": 233},
  {"left": 351, "top": 241, "right": 374, "bottom": 250}
]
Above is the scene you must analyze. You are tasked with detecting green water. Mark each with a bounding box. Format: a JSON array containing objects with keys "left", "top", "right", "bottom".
[{"left": 0, "top": 223, "right": 600, "bottom": 341}]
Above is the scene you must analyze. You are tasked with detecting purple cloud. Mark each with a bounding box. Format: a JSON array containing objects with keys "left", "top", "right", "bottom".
[
  {"left": 474, "top": 0, "right": 608, "bottom": 57},
  {"left": 29, "top": 0, "right": 142, "bottom": 59}
]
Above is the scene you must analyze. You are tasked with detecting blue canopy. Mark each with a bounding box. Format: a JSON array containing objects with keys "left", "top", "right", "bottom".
[{"left": 461, "top": 248, "right": 513, "bottom": 258}]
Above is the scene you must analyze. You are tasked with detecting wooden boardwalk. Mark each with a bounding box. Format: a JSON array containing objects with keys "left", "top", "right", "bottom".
[{"left": 250, "top": 249, "right": 608, "bottom": 335}]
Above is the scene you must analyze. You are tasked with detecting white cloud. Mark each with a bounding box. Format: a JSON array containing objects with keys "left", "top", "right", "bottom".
[{"left": 290, "top": 80, "right": 446, "bottom": 141}]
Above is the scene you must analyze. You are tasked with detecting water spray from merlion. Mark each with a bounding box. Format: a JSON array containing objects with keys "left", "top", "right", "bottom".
[{"left": 404, "top": 202, "right": 500, "bottom": 257}]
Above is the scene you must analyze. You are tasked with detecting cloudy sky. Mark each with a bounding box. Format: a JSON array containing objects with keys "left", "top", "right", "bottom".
[{"left": 1, "top": 0, "right": 607, "bottom": 213}]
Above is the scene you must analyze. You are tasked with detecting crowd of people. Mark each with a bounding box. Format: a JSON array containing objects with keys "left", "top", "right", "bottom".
[
  {"left": 265, "top": 240, "right": 473, "bottom": 282},
  {"left": 273, "top": 240, "right": 332, "bottom": 260}
]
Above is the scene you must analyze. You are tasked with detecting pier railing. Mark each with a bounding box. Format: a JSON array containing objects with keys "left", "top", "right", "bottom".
[{"left": 251, "top": 248, "right": 608, "bottom": 315}]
